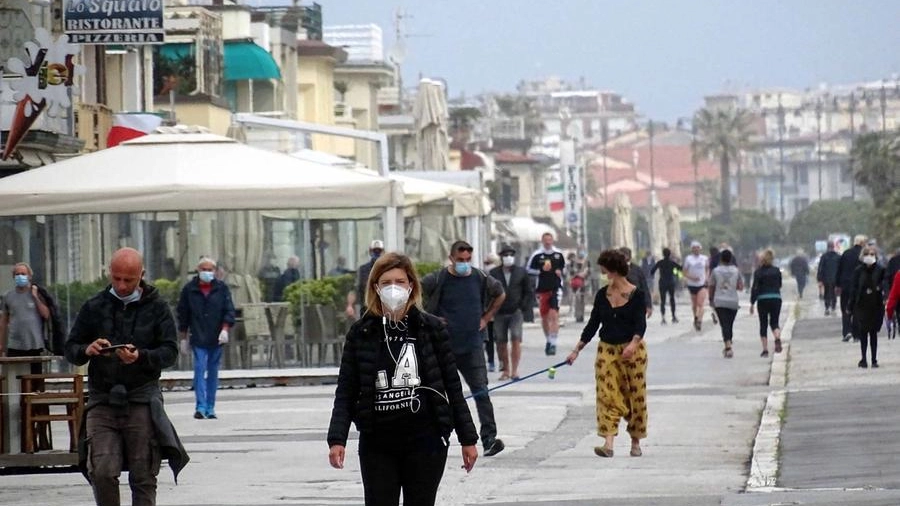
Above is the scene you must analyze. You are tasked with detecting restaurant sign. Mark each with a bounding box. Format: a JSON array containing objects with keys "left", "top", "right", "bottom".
[{"left": 63, "top": 0, "right": 165, "bottom": 44}]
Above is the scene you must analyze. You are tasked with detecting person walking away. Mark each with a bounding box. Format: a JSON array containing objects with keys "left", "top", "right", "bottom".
[
  {"left": 327, "top": 252, "right": 478, "bottom": 506},
  {"left": 568, "top": 250, "right": 591, "bottom": 323},
  {"left": 345, "top": 240, "right": 385, "bottom": 320},
  {"left": 567, "top": 249, "right": 648, "bottom": 458},
  {"left": 709, "top": 249, "right": 743, "bottom": 358},
  {"left": 789, "top": 250, "right": 811, "bottom": 299},
  {"left": 683, "top": 241, "right": 710, "bottom": 331},
  {"left": 482, "top": 253, "right": 500, "bottom": 372},
  {"left": 489, "top": 245, "right": 534, "bottom": 380},
  {"left": 619, "top": 247, "right": 653, "bottom": 320},
  {"left": 850, "top": 245, "right": 886, "bottom": 368},
  {"left": 64, "top": 247, "right": 188, "bottom": 506},
  {"left": 650, "top": 248, "right": 682, "bottom": 324},
  {"left": 750, "top": 249, "right": 783, "bottom": 358},
  {"left": 836, "top": 235, "right": 866, "bottom": 342},
  {"left": 527, "top": 233, "right": 566, "bottom": 355},
  {"left": 817, "top": 241, "right": 840, "bottom": 316},
  {"left": 422, "top": 240, "right": 507, "bottom": 457},
  {"left": 177, "top": 257, "right": 236, "bottom": 420}
]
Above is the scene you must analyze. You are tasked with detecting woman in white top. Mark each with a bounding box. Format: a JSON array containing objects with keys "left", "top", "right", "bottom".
[
  {"left": 709, "top": 249, "right": 743, "bottom": 358},
  {"left": 683, "top": 241, "right": 710, "bottom": 331}
]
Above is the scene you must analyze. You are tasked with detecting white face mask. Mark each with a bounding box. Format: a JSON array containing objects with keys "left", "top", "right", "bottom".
[
  {"left": 109, "top": 286, "right": 141, "bottom": 305},
  {"left": 501, "top": 255, "right": 515, "bottom": 267},
  {"left": 378, "top": 284, "right": 411, "bottom": 312},
  {"left": 862, "top": 255, "right": 876, "bottom": 266}
]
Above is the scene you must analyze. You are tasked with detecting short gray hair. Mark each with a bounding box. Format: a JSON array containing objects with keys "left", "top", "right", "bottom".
[{"left": 197, "top": 256, "right": 217, "bottom": 269}]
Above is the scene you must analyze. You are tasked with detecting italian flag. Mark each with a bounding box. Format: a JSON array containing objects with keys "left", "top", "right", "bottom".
[
  {"left": 548, "top": 183, "right": 564, "bottom": 212},
  {"left": 107, "top": 113, "right": 164, "bottom": 148}
]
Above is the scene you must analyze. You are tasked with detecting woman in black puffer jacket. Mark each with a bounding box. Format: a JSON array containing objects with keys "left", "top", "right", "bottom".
[
  {"left": 327, "top": 252, "right": 478, "bottom": 506},
  {"left": 850, "top": 244, "right": 886, "bottom": 368}
]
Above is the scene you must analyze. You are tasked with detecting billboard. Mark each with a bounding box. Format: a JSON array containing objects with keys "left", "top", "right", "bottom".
[{"left": 63, "top": 0, "right": 164, "bottom": 44}]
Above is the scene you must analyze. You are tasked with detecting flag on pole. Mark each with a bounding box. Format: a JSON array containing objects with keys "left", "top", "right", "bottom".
[
  {"left": 107, "top": 113, "right": 164, "bottom": 148},
  {"left": 548, "top": 182, "right": 565, "bottom": 212}
]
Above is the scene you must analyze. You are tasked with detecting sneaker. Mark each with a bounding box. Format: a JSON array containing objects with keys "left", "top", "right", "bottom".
[
  {"left": 872, "top": 360, "right": 879, "bottom": 368},
  {"left": 548, "top": 344, "right": 557, "bottom": 356},
  {"left": 488, "top": 362, "right": 496, "bottom": 373},
  {"left": 194, "top": 411, "right": 205, "bottom": 420},
  {"left": 484, "top": 439, "right": 505, "bottom": 457},
  {"left": 760, "top": 350, "right": 769, "bottom": 358},
  {"left": 711, "top": 312, "right": 718, "bottom": 325},
  {"left": 544, "top": 342, "right": 552, "bottom": 355},
  {"left": 723, "top": 348, "right": 733, "bottom": 359},
  {"left": 824, "top": 309, "right": 831, "bottom": 316},
  {"left": 205, "top": 412, "right": 217, "bottom": 419},
  {"left": 774, "top": 339, "right": 783, "bottom": 353},
  {"left": 693, "top": 318, "right": 701, "bottom": 331},
  {"left": 858, "top": 359, "right": 868, "bottom": 368},
  {"left": 842, "top": 333, "right": 852, "bottom": 342},
  {"left": 672, "top": 316, "right": 679, "bottom": 323}
]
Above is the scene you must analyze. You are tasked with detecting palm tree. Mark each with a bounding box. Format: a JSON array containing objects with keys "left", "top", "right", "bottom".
[
  {"left": 692, "top": 107, "right": 752, "bottom": 224},
  {"left": 851, "top": 131, "right": 899, "bottom": 206}
]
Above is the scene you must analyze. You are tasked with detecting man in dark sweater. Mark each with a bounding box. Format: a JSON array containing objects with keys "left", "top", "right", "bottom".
[
  {"left": 836, "top": 235, "right": 866, "bottom": 341},
  {"left": 817, "top": 241, "right": 841, "bottom": 315}
]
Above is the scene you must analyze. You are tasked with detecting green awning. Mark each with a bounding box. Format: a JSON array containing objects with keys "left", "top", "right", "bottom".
[
  {"left": 224, "top": 40, "right": 281, "bottom": 81},
  {"left": 157, "top": 43, "right": 193, "bottom": 60}
]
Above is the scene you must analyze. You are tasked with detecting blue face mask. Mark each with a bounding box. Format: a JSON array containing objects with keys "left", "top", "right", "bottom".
[
  {"left": 109, "top": 287, "right": 141, "bottom": 305},
  {"left": 14, "top": 274, "right": 29, "bottom": 287},
  {"left": 198, "top": 271, "right": 215, "bottom": 283},
  {"left": 454, "top": 262, "right": 470, "bottom": 275}
]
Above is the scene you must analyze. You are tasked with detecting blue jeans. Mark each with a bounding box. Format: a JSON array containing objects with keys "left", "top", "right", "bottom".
[{"left": 193, "top": 345, "right": 223, "bottom": 416}]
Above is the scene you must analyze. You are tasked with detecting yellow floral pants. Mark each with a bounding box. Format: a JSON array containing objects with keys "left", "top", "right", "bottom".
[{"left": 594, "top": 341, "right": 648, "bottom": 439}]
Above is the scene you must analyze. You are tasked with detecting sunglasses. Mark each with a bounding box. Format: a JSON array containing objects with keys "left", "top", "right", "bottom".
[{"left": 455, "top": 246, "right": 473, "bottom": 253}]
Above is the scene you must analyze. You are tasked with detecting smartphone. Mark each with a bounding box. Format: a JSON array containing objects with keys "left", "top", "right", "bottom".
[{"left": 100, "top": 343, "right": 132, "bottom": 353}]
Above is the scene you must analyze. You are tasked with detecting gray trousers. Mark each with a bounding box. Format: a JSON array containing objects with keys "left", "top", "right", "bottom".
[{"left": 86, "top": 403, "right": 161, "bottom": 506}]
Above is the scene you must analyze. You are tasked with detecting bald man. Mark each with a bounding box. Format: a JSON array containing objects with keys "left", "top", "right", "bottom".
[{"left": 65, "top": 247, "right": 188, "bottom": 506}]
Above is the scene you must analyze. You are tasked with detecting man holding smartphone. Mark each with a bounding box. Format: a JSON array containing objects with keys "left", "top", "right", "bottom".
[{"left": 65, "top": 247, "right": 188, "bottom": 506}]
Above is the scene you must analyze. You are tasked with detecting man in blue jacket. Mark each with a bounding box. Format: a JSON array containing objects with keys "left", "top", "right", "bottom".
[{"left": 177, "top": 257, "right": 236, "bottom": 419}]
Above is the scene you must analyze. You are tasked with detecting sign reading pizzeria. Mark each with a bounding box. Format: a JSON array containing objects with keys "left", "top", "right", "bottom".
[{"left": 63, "top": 0, "right": 165, "bottom": 44}]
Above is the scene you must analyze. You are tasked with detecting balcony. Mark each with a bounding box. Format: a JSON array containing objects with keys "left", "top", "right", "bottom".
[{"left": 75, "top": 103, "right": 113, "bottom": 152}]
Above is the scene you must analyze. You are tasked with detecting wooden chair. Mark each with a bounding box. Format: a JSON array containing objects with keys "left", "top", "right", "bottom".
[{"left": 19, "top": 373, "right": 84, "bottom": 453}]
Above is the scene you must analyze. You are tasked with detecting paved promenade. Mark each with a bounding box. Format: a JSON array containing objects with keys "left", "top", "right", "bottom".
[{"left": 2, "top": 285, "right": 898, "bottom": 505}]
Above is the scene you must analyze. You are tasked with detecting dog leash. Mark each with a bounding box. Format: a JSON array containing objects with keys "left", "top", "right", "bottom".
[{"left": 465, "top": 360, "right": 569, "bottom": 400}]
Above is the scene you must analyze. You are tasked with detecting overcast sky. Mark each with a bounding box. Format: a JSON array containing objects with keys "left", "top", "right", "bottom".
[{"left": 316, "top": 0, "right": 900, "bottom": 122}]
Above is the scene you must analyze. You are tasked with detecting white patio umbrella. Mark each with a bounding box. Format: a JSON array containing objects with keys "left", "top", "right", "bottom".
[
  {"left": 611, "top": 192, "right": 635, "bottom": 251},
  {"left": 649, "top": 191, "right": 667, "bottom": 259},
  {"left": 413, "top": 79, "right": 450, "bottom": 170},
  {"left": 665, "top": 204, "right": 683, "bottom": 259}
]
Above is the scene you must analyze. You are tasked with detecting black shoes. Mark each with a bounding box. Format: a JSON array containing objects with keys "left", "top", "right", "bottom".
[
  {"left": 484, "top": 439, "right": 505, "bottom": 457},
  {"left": 193, "top": 411, "right": 204, "bottom": 419},
  {"left": 872, "top": 360, "right": 879, "bottom": 368},
  {"left": 544, "top": 343, "right": 556, "bottom": 356},
  {"left": 672, "top": 316, "right": 679, "bottom": 323},
  {"left": 842, "top": 333, "right": 852, "bottom": 342},
  {"left": 858, "top": 359, "right": 868, "bottom": 368}
]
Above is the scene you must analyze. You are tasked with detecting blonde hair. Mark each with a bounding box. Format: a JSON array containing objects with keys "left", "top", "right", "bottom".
[
  {"left": 760, "top": 249, "right": 775, "bottom": 267},
  {"left": 364, "top": 252, "right": 423, "bottom": 317},
  {"left": 12, "top": 262, "right": 32, "bottom": 276}
]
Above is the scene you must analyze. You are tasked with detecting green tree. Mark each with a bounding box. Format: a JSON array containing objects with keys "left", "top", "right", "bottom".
[
  {"left": 788, "top": 200, "right": 873, "bottom": 250},
  {"left": 448, "top": 106, "right": 482, "bottom": 144},
  {"left": 682, "top": 209, "right": 785, "bottom": 255},
  {"left": 851, "top": 131, "right": 900, "bottom": 248},
  {"left": 692, "top": 107, "right": 752, "bottom": 224}
]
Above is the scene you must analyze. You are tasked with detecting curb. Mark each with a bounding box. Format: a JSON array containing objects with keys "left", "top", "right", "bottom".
[{"left": 745, "top": 300, "right": 798, "bottom": 491}]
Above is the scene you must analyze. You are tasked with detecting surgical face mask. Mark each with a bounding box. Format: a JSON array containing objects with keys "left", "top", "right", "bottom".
[
  {"left": 198, "top": 271, "right": 215, "bottom": 283},
  {"left": 378, "top": 284, "right": 411, "bottom": 312},
  {"left": 862, "top": 255, "right": 876, "bottom": 266},
  {"left": 454, "top": 261, "right": 471, "bottom": 275},
  {"left": 109, "top": 286, "right": 141, "bottom": 305},
  {"left": 501, "top": 255, "right": 516, "bottom": 267},
  {"left": 14, "top": 274, "right": 29, "bottom": 287}
]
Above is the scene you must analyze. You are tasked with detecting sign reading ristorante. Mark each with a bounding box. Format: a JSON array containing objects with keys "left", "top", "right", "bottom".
[{"left": 63, "top": 0, "right": 165, "bottom": 45}]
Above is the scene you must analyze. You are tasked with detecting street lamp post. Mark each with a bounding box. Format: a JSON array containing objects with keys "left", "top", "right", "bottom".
[
  {"left": 849, "top": 92, "right": 856, "bottom": 200},
  {"left": 777, "top": 94, "right": 786, "bottom": 221},
  {"left": 816, "top": 98, "right": 823, "bottom": 200},
  {"left": 691, "top": 121, "right": 699, "bottom": 221}
]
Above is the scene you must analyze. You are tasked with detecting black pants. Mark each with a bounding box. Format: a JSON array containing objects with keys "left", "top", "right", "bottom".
[
  {"left": 757, "top": 299, "right": 782, "bottom": 338},
  {"left": 358, "top": 430, "right": 448, "bottom": 506},
  {"left": 484, "top": 321, "right": 495, "bottom": 366},
  {"left": 659, "top": 282, "right": 676, "bottom": 318},
  {"left": 796, "top": 275, "right": 808, "bottom": 298},
  {"left": 715, "top": 307, "right": 737, "bottom": 342},
  {"left": 840, "top": 289, "right": 855, "bottom": 337},
  {"left": 859, "top": 330, "right": 878, "bottom": 363},
  {"left": 454, "top": 348, "right": 497, "bottom": 448},
  {"left": 823, "top": 283, "right": 837, "bottom": 311}
]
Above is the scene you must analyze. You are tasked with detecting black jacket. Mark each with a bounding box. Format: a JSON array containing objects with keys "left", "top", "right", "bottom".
[
  {"left": 751, "top": 265, "right": 783, "bottom": 304},
  {"left": 836, "top": 244, "right": 863, "bottom": 289},
  {"left": 626, "top": 262, "right": 653, "bottom": 309},
  {"left": 489, "top": 265, "right": 533, "bottom": 316},
  {"left": 65, "top": 281, "right": 178, "bottom": 394},
  {"left": 327, "top": 307, "right": 478, "bottom": 448},
  {"left": 176, "top": 277, "right": 236, "bottom": 348},
  {"left": 816, "top": 250, "right": 840, "bottom": 285}
]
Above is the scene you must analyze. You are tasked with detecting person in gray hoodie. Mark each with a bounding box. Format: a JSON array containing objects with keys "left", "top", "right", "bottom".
[{"left": 709, "top": 249, "right": 743, "bottom": 358}]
